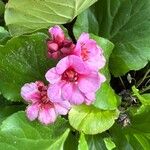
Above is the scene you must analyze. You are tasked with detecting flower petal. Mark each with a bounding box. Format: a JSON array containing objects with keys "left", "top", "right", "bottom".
[
  {"left": 21, "top": 83, "right": 40, "bottom": 102},
  {"left": 78, "top": 71, "right": 101, "bottom": 93},
  {"left": 68, "top": 55, "right": 90, "bottom": 74},
  {"left": 47, "top": 82, "right": 64, "bottom": 102},
  {"left": 73, "top": 33, "right": 90, "bottom": 56},
  {"left": 85, "top": 93, "right": 95, "bottom": 105},
  {"left": 62, "top": 83, "right": 73, "bottom": 100},
  {"left": 49, "top": 25, "right": 65, "bottom": 43},
  {"left": 26, "top": 104, "right": 39, "bottom": 121},
  {"left": 70, "top": 85, "right": 84, "bottom": 105},
  {"left": 56, "top": 56, "right": 70, "bottom": 74},
  {"left": 54, "top": 101, "right": 71, "bottom": 115},
  {"left": 38, "top": 107, "right": 57, "bottom": 125},
  {"left": 99, "top": 73, "right": 106, "bottom": 83},
  {"left": 86, "top": 54, "right": 106, "bottom": 71},
  {"left": 78, "top": 33, "right": 90, "bottom": 43},
  {"left": 45, "top": 68, "right": 61, "bottom": 84}
]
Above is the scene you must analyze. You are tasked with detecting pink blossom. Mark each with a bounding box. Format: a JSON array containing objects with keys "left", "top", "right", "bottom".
[
  {"left": 47, "top": 25, "right": 75, "bottom": 59},
  {"left": 73, "top": 33, "right": 106, "bottom": 71},
  {"left": 45, "top": 55, "right": 106, "bottom": 105},
  {"left": 21, "top": 81, "right": 70, "bottom": 125}
]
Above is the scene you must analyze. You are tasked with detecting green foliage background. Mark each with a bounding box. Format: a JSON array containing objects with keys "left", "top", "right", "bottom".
[{"left": 0, "top": 0, "right": 149, "bottom": 149}]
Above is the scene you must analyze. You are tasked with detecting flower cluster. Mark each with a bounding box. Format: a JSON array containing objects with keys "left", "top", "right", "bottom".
[{"left": 21, "top": 25, "right": 106, "bottom": 125}]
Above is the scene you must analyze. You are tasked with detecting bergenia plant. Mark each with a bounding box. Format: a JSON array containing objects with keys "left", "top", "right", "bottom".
[
  {"left": 21, "top": 81, "right": 70, "bottom": 125},
  {"left": 0, "top": 0, "right": 150, "bottom": 150}
]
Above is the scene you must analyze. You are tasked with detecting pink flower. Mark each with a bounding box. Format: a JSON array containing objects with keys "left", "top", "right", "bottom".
[
  {"left": 73, "top": 33, "right": 106, "bottom": 71},
  {"left": 45, "top": 55, "right": 106, "bottom": 105},
  {"left": 47, "top": 25, "right": 75, "bottom": 59},
  {"left": 21, "top": 81, "right": 70, "bottom": 125}
]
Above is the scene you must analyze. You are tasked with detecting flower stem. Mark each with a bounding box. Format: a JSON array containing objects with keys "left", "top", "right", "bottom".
[
  {"left": 119, "top": 77, "right": 126, "bottom": 89},
  {"left": 136, "top": 69, "right": 150, "bottom": 88},
  {"left": 140, "top": 85, "right": 150, "bottom": 94}
]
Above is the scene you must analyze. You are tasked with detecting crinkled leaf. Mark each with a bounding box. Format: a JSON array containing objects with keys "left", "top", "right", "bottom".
[
  {"left": 69, "top": 105, "right": 119, "bottom": 134},
  {"left": 5, "top": 0, "right": 97, "bottom": 36},
  {"left": 110, "top": 109, "right": 150, "bottom": 150},
  {"left": 0, "top": 27, "right": 10, "bottom": 45},
  {"left": 74, "top": 0, "right": 150, "bottom": 76},
  {"left": 90, "top": 0, "right": 150, "bottom": 76},
  {"left": 0, "top": 111, "right": 70, "bottom": 150},
  {"left": 0, "top": 33, "right": 54, "bottom": 101},
  {"left": 78, "top": 133, "right": 88, "bottom": 150}
]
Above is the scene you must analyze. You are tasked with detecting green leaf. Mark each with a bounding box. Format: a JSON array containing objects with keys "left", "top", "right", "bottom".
[
  {"left": 110, "top": 110, "right": 150, "bottom": 150},
  {"left": 74, "top": 0, "right": 150, "bottom": 76},
  {"left": 142, "top": 94, "right": 150, "bottom": 101},
  {"left": 0, "top": 111, "right": 70, "bottom": 150},
  {"left": 73, "top": 9, "right": 99, "bottom": 38},
  {"left": 0, "top": 33, "right": 54, "bottom": 101},
  {"left": 64, "top": 131, "right": 79, "bottom": 150},
  {"left": 94, "top": 83, "right": 119, "bottom": 110},
  {"left": 0, "top": 104, "right": 24, "bottom": 125},
  {"left": 0, "top": 27, "right": 10, "bottom": 45},
  {"left": 0, "top": 0, "right": 4, "bottom": 16},
  {"left": 0, "top": 95, "right": 24, "bottom": 124},
  {"left": 85, "top": 134, "right": 108, "bottom": 150},
  {"left": 91, "top": 0, "right": 150, "bottom": 76},
  {"left": 104, "top": 137, "right": 116, "bottom": 150},
  {"left": 131, "top": 87, "right": 150, "bottom": 115},
  {"left": 84, "top": 133, "right": 116, "bottom": 150},
  {"left": 132, "top": 86, "right": 150, "bottom": 105},
  {"left": 5, "top": 0, "right": 97, "bottom": 36},
  {"left": 78, "top": 133, "right": 88, "bottom": 150},
  {"left": 69, "top": 105, "right": 119, "bottom": 135}
]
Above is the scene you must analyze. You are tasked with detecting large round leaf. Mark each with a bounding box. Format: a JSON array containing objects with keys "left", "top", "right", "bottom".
[
  {"left": 0, "top": 33, "right": 54, "bottom": 101},
  {"left": 5, "top": 0, "right": 97, "bottom": 36},
  {"left": 91, "top": 0, "right": 150, "bottom": 76},
  {"left": 69, "top": 105, "right": 119, "bottom": 135},
  {"left": 0, "top": 111, "right": 70, "bottom": 150},
  {"left": 94, "top": 83, "right": 119, "bottom": 110},
  {"left": 76, "top": 0, "right": 150, "bottom": 76}
]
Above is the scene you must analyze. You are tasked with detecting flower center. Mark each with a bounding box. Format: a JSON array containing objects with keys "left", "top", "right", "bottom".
[
  {"left": 36, "top": 81, "right": 52, "bottom": 105},
  {"left": 81, "top": 48, "right": 89, "bottom": 61},
  {"left": 62, "top": 68, "right": 79, "bottom": 82}
]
